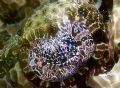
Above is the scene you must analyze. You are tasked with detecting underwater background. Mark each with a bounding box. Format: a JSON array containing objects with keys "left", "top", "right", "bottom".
[{"left": 0, "top": 0, "right": 120, "bottom": 88}]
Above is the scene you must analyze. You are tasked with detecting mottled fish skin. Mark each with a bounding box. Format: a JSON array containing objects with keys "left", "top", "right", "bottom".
[
  {"left": 28, "top": 19, "right": 95, "bottom": 81},
  {"left": 19, "top": 0, "right": 117, "bottom": 87}
]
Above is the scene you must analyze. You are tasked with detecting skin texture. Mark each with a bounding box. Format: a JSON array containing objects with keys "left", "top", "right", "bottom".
[
  {"left": 19, "top": 0, "right": 117, "bottom": 87},
  {"left": 0, "top": 0, "right": 118, "bottom": 88},
  {"left": 24, "top": 0, "right": 107, "bottom": 81},
  {"left": 28, "top": 20, "right": 95, "bottom": 81}
]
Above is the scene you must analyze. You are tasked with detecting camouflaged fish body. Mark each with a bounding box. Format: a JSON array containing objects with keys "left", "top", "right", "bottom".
[
  {"left": 19, "top": 0, "right": 113, "bottom": 82},
  {"left": 0, "top": 0, "right": 118, "bottom": 88}
]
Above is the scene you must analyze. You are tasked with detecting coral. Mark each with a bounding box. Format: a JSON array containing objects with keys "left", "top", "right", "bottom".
[
  {"left": 0, "top": 0, "right": 40, "bottom": 24},
  {"left": 0, "top": 30, "right": 11, "bottom": 49}
]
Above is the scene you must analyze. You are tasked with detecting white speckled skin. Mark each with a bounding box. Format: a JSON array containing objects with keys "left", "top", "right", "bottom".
[
  {"left": 28, "top": 19, "right": 95, "bottom": 81},
  {"left": 23, "top": 0, "right": 113, "bottom": 83}
]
